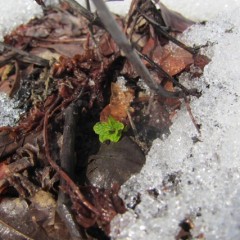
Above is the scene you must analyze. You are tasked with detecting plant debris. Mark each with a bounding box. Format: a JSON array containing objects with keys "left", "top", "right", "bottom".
[{"left": 0, "top": 0, "right": 210, "bottom": 239}]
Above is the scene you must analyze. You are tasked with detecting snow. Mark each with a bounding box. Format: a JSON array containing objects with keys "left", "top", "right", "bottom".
[
  {"left": 111, "top": 2, "right": 240, "bottom": 240},
  {"left": 1, "top": 1, "right": 240, "bottom": 239},
  {"left": 161, "top": 0, "right": 240, "bottom": 21},
  {"left": 0, "top": 93, "right": 24, "bottom": 126},
  {"left": 0, "top": 0, "right": 57, "bottom": 126},
  {"left": 0, "top": 0, "right": 58, "bottom": 40}
]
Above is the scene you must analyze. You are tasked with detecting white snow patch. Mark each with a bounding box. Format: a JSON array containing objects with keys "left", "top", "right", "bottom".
[
  {"left": 0, "top": 93, "right": 24, "bottom": 126},
  {"left": 161, "top": 0, "right": 240, "bottom": 21},
  {"left": 0, "top": 0, "right": 46, "bottom": 40},
  {"left": 0, "top": 0, "right": 58, "bottom": 127},
  {"left": 111, "top": 5, "right": 240, "bottom": 240},
  {"left": 116, "top": 76, "right": 129, "bottom": 92}
]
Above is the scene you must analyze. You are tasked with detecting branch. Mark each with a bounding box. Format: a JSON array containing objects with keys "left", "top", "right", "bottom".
[
  {"left": 139, "top": 12, "right": 198, "bottom": 55},
  {"left": 0, "top": 42, "right": 49, "bottom": 67},
  {"left": 137, "top": 50, "right": 200, "bottom": 97}
]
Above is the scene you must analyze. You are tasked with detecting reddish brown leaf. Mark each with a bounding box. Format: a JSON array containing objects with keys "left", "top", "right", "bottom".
[
  {"left": 99, "top": 33, "right": 119, "bottom": 57},
  {"left": 152, "top": 44, "right": 194, "bottom": 76},
  {"left": 194, "top": 54, "right": 211, "bottom": 70}
]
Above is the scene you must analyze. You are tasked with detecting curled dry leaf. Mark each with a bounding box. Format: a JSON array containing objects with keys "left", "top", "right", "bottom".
[
  {"left": 158, "top": 2, "right": 195, "bottom": 32},
  {"left": 100, "top": 82, "right": 134, "bottom": 123},
  {"left": 0, "top": 197, "right": 70, "bottom": 240}
]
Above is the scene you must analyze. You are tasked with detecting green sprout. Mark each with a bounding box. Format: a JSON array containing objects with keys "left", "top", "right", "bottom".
[{"left": 93, "top": 116, "right": 124, "bottom": 143}]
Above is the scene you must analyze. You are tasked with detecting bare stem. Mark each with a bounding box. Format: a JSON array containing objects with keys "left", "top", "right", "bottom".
[{"left": 0, "top": 42, "right": 49, "bottom": 67}]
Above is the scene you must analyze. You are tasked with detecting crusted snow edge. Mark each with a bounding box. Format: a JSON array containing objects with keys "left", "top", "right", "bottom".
[{"left": 111, "top": 8, "right": 240, "bottom": 240}]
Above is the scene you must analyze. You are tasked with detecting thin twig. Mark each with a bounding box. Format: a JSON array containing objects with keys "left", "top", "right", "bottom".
[
  {"left": 0, "top": 51, "right": 17, "bottom": 67},
  {"left": 127, "top": 110, "right": 139, "bottom": 138},
  {"left": 184, "top": 97, "right": 201, "bottom": 134},
  {"left": 139, "top": 11, "right": 198, "bottom": 55},
  {"left": 34, "top": 37, "right": 87, "bottom": 43},
  {"left": 137, "top": 50, "right": 200, "bottom": 97},
  {"left": 58, "top": 100, "right": 80, "bottom": 204},
  {"left": 9, "top": 61, "right": 21, "bottom": 98},
  {"left": 0, "top": 42, "right": 49, "bottom": 67},
  {"left": 85, "top": 0, "right": 91, "bottom": 11},
  {"left": 146, "top": 92, "right": 155, "bottom": 115},
  {"left": 60, "top": 101, "right": 80, "bottom": 179}
]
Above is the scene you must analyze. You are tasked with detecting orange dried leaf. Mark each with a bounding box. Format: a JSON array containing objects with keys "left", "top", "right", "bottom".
[
  {"left": 100, "top": 82, "right": 134, "bottom": 123},
  {"left": 164, "top": 81, "right": 174, "bottom": 92}
]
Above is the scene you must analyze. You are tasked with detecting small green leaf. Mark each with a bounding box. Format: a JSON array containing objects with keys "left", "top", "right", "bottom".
[{"left": 93, "top": 116, "right": 124, "bottom": 143}]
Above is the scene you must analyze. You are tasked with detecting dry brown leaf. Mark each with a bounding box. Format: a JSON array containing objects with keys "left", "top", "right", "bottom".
[
  {"left": 164, "top": 80, "right": 174, "bottom": 92},
  {"left": 99, "top": 33, "right": 119, "bottom": 57},
  {"left": 0, "top": 77, "right": 13, "bottom": 95},
  {"left": 141, "top": 37, "right": 193, "bottom": 77},
  {"left": 142, "top": 37, "right": 157, "bottom": 58},
  {"left": 159, "top": 2, "right": 195, "bottom": 32},
  {"left": 152, "top": 44, "right": 193, "bottom": 76},
  {"left": 100, "top": 82, "right": 134, "bottom": 123}
]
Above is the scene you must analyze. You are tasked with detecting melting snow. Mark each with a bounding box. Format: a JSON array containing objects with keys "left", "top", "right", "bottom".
[
  {"left": 0, "top": 93, "right": 24, "bottom": 126},
  {"left": 0, "top": 0, "right": 57, "bottom": 126},
  {"left": 0, "top": 0, "right": 42, "bottom": 40},
  {"left": 111, "top": 4, "right": 240, "bottom": 240}
]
